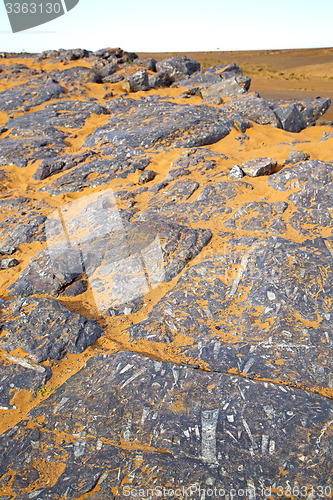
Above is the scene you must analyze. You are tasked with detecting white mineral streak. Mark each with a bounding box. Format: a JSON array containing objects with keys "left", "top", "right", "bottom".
[{"left": 201, "top": 408, "right": 219, "bottom": 462}]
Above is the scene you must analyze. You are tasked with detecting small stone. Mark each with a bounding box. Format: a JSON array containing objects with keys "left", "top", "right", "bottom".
[
  {"left": 0, "top": 258, "right": 19, "bottom": 269},
  {"left": 0, "top": 245, "right": 16, "bottom": 255},
  {"left": 102, "top": 74, "right": 124, "bottom": 83},
  {"left": 284, "top": 150, "right": 310, "bottom": 165},
  {"left": 139, "top": 170, "right": 156, "bottom": 184},
  {"left": 267, "top": 291, "right": 276, "bottom": 301},
  {"left": 241, "top": 157, "right": 277, "bottom": 177},
  {"left": 103, "top": 91, "right": 114, "bottom": 100},
  {"left": 62, "top": 280, "right": 88, "bottom": 297},
  {"left": 229, "top": 165, "right": 244, "bottom": 179},
  {"left": 202, "top": 95, "right": 222, "bottom": 105}
]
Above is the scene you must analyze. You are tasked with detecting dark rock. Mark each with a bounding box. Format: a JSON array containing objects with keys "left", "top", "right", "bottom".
[
  {"left": 102, "top": 73, "right": 124, "bottom": 83},
  {"left": 6, "top": 100, "right": 107, "bottom": 133},
  {"left": 0, "top": 214, "right": 47, "bottom": 248},
  {"left": 103, "top": 91, "right": 114, "bottom": 99},
  {"left": 91, "top": 60, "right": 118, "bottom": 79},
  {"left": 84, "top": 98, "right": 234, "bottom": 152},
  {"left": 9, "top": 192, "right": 211, "bottom": 309},
  {"left": 0, "top": 258, "right": 19, "bottom": 269},
  {"left": 200, "top": 76, "right": 248, "bottom": 98},
  {"left": 148, "top": 71, "right": 174, "bottom": 88},
  {"left": 228, "top": 112, "right": 251, "bottom": 133},
  {"left": 33, "top": 151, "right": 96, "bottom": 180},
  {"left": 62, "top": 280, "right": 88, "bottom": 297},
  {"left": 38, "top": 48, "right": 90, "bottom": 61},
  {"left": 268, "top": 101, "right": 305, "bottom": 132},
  {"left": 267, "top": 159, "right": 333, "bottom": 192},
  {"left": 0, "top": 355, "right": 51, "bottom": 410},
  {"left": 129, "top": 236, "right": 333, "bottom": 389},
  {"left": 268, "top": 97, "right": 331, "bottom": 127},
  {"left": 174, "top": 63, "right": 243, "bottom": 89},
  {"left": 222, "top": 92, "right": 281, "bottom": 127},
  {"left": 241, "top": 157, "right": 277, "bottom": 177},
  {"left": 0, "top": 78, "right": 64, "bottom": 113},
  {"left": 140, "top": 179, "right": 253, "bottom": 224},
  {"left": 284, "top": 150, "right": 310, "bottom": 164},
  {"left": 122, "top": 69, "right": 149, "bottom": 92},
  {"left": 156, "top": 56, "right": 200, "bottom": 81},
  {"left": 289, "top": 208, "right": 333, "bottom": 236},
  {"left": 41, "top": 153, "right": 151, "bottom": 195},
  {"left": 136, "top": 57, "right": 157, "bottom": 72},
  {"left": 0, "top": 245, "right": 16, "bottom": 255},
  {"left": 0, "top": 297, "right": 102, "bottom": 362},
  {"left": 0, "top": 130, "right": 67, "bottom": 168},
  {"left": 224, "top": 201, "right": 288, "bottom": 234},
  {"left": 1, "top": 351, "right": 332, "bottom": 498},
  {"left": 201, "top": 95, "right": 222, "bottom": 105},
  {"left": 138, "top": 170, "right": 155, "bottom": 184},
  {"left": 0, "top": 100, "right": 106, "bottom": 168},
  {"left": 50, "top": 66, "right": 100, "bottom": 84}
]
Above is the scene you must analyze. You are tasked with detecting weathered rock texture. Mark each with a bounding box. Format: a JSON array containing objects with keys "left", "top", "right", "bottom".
[{"left": 0, "top": 48, "right": 332, "bottom": 499}]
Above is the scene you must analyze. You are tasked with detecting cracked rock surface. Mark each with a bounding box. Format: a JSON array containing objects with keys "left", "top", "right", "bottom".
[{"left": 0, "top": 48, "right": 332, "bottom": 498}]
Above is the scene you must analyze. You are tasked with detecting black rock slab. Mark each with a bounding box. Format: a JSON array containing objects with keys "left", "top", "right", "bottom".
[
  {"left": 49, "top": 66, "right": 100, "bottom": 84},
  {"left": 140, "top": 179, "right": 253, "bottom": 224},
  {"left": 0, "top": 297, "right": 102, "bottom": 362},
  {"left": 0, "top": 351, "right": 332, "bottom": 498},
  {"left": 129, "top": 236, "right": 333, "bottom": 389},
  {"left": 223, "top": 201, "right": 288, "bottom": 234},
  {"left": 5, "top": 100, "right": 107, "bottom": 133},
  {"left": 221, "top": 92, "right": 281, "bottom": 128},
  {"left": 267, "top": 159, "right": 333, "bottom": 192},
  {"left": 0, "top": 354, "right": 51, "bottom": 410},
  {"left": 0, "top": 78, "right": 64, "bottom": 113},
  {"left": 84, "top": 98, "right": 234, "bottom": 151},
  {"left": 8, "top": 192, "right": 211, "bottom": 310},
  {"left": 32, "top": 151, "right": 96, "bottom": 180},
  {"left": 268, "top": 97, "right": 331, "bottom": 128},
  {"left": 0, "top": 128, "right": 67, "bottom": 168},
  {"left": 174, "top": 63, "right": 243, "bottom": 89},
  {"left": 268, "top": 160, "right": 333, "bottom": 227},
  {"left": 41, "top": 153, "right": 151, "bottom": 194},
  {"left": 0, "top": 214, "right": 47, "bottom": 248}
]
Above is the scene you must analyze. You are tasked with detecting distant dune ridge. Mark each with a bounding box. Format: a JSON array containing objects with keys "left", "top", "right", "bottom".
[{"left": 0, "top": 47, "right": 333, "bottom": 497}]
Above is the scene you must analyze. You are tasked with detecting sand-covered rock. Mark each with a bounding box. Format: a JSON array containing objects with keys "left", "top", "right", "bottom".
[{"left": 0, "top": 47, "right": 332, "bottom": 499}]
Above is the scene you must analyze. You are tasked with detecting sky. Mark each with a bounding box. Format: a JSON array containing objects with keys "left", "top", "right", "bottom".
[{"left": 0, "top": 0, "right": 332, "bottom": 54}]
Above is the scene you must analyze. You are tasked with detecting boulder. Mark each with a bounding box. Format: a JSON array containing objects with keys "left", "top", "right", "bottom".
[
  {"left": 200, "top": 76, "right": 248, "bottom": 98},
  {"left": 156, "top": 56, "right": 200, "bottom": 81},
  {"left": 222, "top": 93, "right": 281, "bottom": 127},
  {"left": 0, "top": 355, "right": 51, "bottom": 410},
  {"left": 148, "top": 70, "right": 174, "bottom": 88},
  {"left": 268, "top": 97, "right": 331, "bottom": 127},
  {"left": 284, "top": 150, "right": 310, "bottom": 164},
  {"left": 136, "top": 57, "right": 157, "bottom": 71},
  {"left": 122, "top": 69, "right": 149, "bottom": 92}
]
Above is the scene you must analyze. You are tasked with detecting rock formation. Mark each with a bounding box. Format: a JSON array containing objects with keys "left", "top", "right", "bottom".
[{"left": 0, "top": 47, "right": 332, "bottom": 498}]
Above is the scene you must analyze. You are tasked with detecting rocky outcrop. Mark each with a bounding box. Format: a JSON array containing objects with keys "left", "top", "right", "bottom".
[
  {"left": 0, "top": 48, "right": 332, "bottom": 500},
  {"left": 0, "top": 297, "right": 102, "bottom": 362}
]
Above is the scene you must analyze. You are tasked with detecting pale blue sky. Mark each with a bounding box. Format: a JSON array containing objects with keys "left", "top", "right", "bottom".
[{"left": 0, "top": 0, "right": 332, "bottom": 53}]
